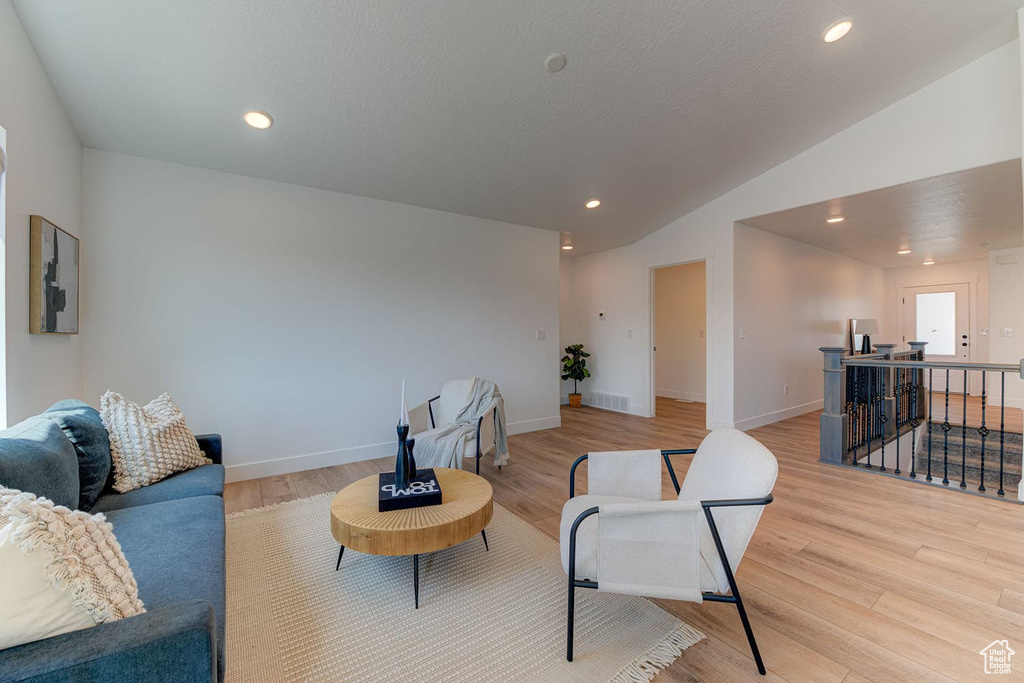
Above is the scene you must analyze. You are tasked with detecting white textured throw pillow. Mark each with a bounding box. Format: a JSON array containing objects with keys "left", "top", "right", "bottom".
[
  {"left": 100, "top": 391, "right": 212, "bottom": 493},
  {"left": 0, "top": 487, "right": 145, "bottom": 649}
]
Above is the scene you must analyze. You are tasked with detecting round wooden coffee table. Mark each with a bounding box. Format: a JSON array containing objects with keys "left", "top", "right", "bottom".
[{"left": 330, "top": 467, "right": 493, "bottom": 608}]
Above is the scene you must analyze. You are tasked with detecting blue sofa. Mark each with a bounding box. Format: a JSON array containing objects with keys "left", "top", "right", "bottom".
[{"left": 0, "top": 400, "right": 226, "bottom": 683}]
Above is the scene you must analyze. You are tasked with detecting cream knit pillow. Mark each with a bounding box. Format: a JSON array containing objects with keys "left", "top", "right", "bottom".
[
  {"left": 100, "top": 391, "right": 212, "bottom": 493},
  {"left": 0, "top": 487, "right": 145, "bottom": 649}
]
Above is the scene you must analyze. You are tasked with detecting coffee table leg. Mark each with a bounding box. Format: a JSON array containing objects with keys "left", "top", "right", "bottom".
[
  {"left": 335, "top": 545, "right": 345, "bottom": 571},
  {"left": 481, "top": 529, "right": 489, "bottom": 551},
  {"left": 413, "top": 554, "right": 420, "bottom": 609}
]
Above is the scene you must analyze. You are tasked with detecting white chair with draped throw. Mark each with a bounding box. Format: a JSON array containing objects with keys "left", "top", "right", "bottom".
[
  {"left": 407, "top": 379, "right": 500, "bottom": 474},
  {"left": 559, "top": 428, "right": 778, "bottom": 675}
]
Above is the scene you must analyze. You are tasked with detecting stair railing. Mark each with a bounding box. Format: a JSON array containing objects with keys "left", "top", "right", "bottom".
[{"left": 820, "top": 344, "right": 1024, "bottom": 502}]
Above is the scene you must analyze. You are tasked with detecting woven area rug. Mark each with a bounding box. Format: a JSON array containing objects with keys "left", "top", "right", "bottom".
[{"left": 226, "top": 494, "right": 704, "bottom": 682}]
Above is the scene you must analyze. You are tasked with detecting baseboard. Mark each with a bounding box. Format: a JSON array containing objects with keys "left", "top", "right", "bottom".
[
  {"left": 655, "top": 389, "right": 706, "bottom": 402},
  {"left": 224, "top": 415, "right": 563, "bottom": 483},
  {"left": 990, "top": 397, "right": 1024, "bottom": 410},
  {"left": 506, "top": 415, "right": 561, "bottom": 435},
  {"left": 733, "top": 399, "right": 823, "bottom": 431}
]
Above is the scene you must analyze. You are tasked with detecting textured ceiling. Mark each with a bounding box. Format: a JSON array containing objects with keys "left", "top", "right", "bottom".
[
  {"left": 740, "top": 160, "right": 1024, "bottom": 269},
  {"left": 13, "top": 1, "right": 1024, "bottom": 254}
]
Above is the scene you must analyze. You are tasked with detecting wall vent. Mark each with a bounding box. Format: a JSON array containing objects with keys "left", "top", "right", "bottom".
[{"left": 585, "top": 391, "right": 631, "bottom": 414}]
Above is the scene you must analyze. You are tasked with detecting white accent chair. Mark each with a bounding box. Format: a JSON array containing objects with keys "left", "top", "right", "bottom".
[
  {"left": 407, "top": 379, "right": 498, "bottom": 474},
  {"left": 560, "top": 428, "right": 778, "bottom": 675}
]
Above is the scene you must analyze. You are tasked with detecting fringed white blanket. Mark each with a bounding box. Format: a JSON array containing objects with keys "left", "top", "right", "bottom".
[{"left": 414, "top": 378, "right": 509, "bottom": 470}]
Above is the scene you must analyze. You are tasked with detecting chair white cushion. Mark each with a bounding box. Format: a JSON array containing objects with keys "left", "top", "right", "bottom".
[
  {"left": 588, "top": 450, "right": 662, "bottom": 500},
  {"left": 561, "top": 494, "right": 721, "bottom": 593},
  {"left": 561, "top": 494, "right": 641, "bottom": 581},
  {"left": 436, "top": 379, "right": 475, "bottom": 427},
  {"left": 677, "top": 428, "right": 777, "bottom": 594}
]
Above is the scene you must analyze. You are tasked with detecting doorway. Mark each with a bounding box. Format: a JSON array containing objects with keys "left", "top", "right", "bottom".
[
  {"left": 651, "top": 261, "right": 707, "bottom": 417},
  {"left": 902, "top": 283, "right": 971, "bottom": 393}
]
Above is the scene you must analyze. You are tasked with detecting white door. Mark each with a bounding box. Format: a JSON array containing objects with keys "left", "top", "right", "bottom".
[{"left": 902, "top": 283, "right": 970, "bottom": 394}]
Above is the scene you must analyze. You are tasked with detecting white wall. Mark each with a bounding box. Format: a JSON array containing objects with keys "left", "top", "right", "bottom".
[
  {"left": 654, "top": 262, "right": 706, "bottom": 402},
  {"left": 882, "top": 260, "right": 990, "bottom": 363},
  {"left": 81, "top": 150, "right": 560, "bottom": 481},
  {"left": 565, "top": 40, "right": 1021, "bottom": 428},
  {"left": 558, "top": 255, "right": 580, "bottom": 403},
  {"left": 0, "top": 0, "right": 84, "bottom": 425},
  {"left": 733, "top": 225, "right": 885, "bottom": 429},
  {"left": 988, "top": 248, "right": 1024, "bottom": 408}
]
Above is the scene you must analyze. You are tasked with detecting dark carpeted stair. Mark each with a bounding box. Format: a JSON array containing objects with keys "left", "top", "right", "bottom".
[{"left": 916, "top": 423, "right": 1023, "bottom": 491}]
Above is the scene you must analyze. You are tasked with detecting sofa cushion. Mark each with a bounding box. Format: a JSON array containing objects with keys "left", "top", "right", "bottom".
[
  {"left": 104, "top": 495, "right": 225, "bottom": 674},
  {"left": 0, "top": 487, "right": 145, "bottom": 650},
  {"left": 100, "top": 392, "right": 211, "bottom": 493},
  {"left": 89, "top": 464, "right": 225, "bottom": 513},
  {"left": 0, "top": 418, "right": 79, "bottom": 510},
  {"left": 44, "top": 400, "right": 112, "bottom": 511}
]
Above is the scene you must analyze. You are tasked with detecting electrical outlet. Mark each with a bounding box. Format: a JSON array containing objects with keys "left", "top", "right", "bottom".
[
  {"left": 783, "top": 384, "right": 789, "bottom": 396},
  {"left": 1003, "top": 328, "right": 1015, "bottom": 337},
  {"left": 627, "top": 329, "right": 633, "bottom": 339},
  {"left": 739, "top": 327, "right": 746, "bottom": 339},
  {"left": 536, "top": 329, "right": 546, "bottom": 341},
  {"left": 698, "top": 329, "right": 704, "bottom": 338}
]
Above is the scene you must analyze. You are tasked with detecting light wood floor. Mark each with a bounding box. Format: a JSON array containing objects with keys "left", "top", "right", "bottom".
[{"left": 226, "top": 398, "right": 1024, "bottom": 682}]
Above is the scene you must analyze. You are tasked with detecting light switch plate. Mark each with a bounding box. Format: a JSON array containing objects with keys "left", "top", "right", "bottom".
[{"left": 536, "top": 329, "right": 546, "bottom": 341}]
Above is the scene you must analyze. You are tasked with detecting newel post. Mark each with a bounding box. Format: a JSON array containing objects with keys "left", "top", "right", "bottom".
[
  {"left": 820, "top": 347, "right": 848, "bottom": 464},
  {"left": 874, "top": 344, "right": 897, "bottom": 438},
  {"left": 908, "top": 341, "right": 927, "bottom": 420}
]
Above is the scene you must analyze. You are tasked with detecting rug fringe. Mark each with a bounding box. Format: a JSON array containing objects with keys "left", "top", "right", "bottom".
[
  {"left": 226, "top": 491, "right": 336, "bottom": 519},
  {"left": 609, "top": 622, "right": 706, "bottom": 683}
]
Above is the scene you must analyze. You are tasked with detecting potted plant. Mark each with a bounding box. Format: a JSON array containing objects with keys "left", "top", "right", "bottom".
[{"left": 561, "top": 344, "right": 591, "bottom": 408}]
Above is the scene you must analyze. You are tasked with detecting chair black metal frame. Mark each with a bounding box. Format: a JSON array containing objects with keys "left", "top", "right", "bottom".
[
  {"left": 425, "top": 394, "right": 501, "bottom": 474},
  {"left": 566, "top": 450, "right": 773, "bottom": 675}
]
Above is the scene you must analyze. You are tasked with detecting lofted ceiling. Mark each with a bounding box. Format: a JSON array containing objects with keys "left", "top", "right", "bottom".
[
  {"left": 739, "top": 160, "right": 1024, "bottom": 269},
  {"left": 12, "top": 1, "right": 1024, "bottom": 254}
]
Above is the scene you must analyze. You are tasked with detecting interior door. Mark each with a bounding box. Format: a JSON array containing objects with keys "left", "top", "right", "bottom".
[{"left": 902, "top": 283, "right": 970, "bottom": 394}]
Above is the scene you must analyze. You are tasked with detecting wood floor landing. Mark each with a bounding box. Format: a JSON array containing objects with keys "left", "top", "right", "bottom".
[{"left": 226, "top": 398, "right": 1024, "bottom": 682}]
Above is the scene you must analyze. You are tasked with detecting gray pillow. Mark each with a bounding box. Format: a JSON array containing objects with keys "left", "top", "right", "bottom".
[
  {"left": 0, "top": 416, "right": 80, "bottom": 509},
  {"left": 45, "top": 400, "right": 112, "bottom": 510}
]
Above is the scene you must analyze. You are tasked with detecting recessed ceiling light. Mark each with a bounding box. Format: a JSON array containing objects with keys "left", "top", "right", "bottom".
[
  {"left": 897, "top": 249, "right": 912, "bottom": 255},
  {"left": 243, "top": 110, "right": 273, "bottom": 129},
  {"left": 922, "top": 260, "right": 935, "bottom": 266},
  {"left": 823, "top": 20, "right": 853, "bottom": 44},
  {"left": 545, "top": 53, "right": 568, "bottom": 73},
  {"left": 826, "top": 216, "right": 845, "bottom": 224},
  {"left": 585, "top": 199, "right": 601, "bottom": 209},
  {"left": 561, "top": 245, "right": 574, "bottom": 250}
]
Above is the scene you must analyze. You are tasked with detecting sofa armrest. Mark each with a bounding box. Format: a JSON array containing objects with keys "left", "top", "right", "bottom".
[
  {"left": 195, "top": 434, "right": 222, "bottom": 464},
  {"left": 0, "top": 600, "right": 218, "bottom": 683}
]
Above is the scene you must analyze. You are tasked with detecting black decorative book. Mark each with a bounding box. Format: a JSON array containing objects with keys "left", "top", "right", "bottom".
[{"left": 378, "top": 468, "right": 443, "bottom": 512}]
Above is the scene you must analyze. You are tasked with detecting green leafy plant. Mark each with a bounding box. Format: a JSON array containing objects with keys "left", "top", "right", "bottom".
[{"left": 561, "top": 344, "right": 591, "bottom": 395}]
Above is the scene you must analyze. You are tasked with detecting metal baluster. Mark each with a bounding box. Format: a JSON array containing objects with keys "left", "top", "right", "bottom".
[
  {"left": 978, "top": 372, "right": 987, "bottom": 493},
  {"left": 909, "top": 370, "right": 918, "bottom": 479},
  {"left": 866, "top": 367, "right": 873, "bottom": 469},
  {"left": 879, "top": 365, "right": 887, "bottom": 472},
  {"left": 926, "top": 369, "right": 934, "bottom": 482},
  {"left": 960, "top": 370, "right": 967, "bottom": 489},
  {"left": 942, "top": 370, "right": 950, "bottom": 486},
  {"left": 999, "top": 372, "right": 1006, "bottom": 497},
  {"left": 894, "top": 367, "right": 901, "bottom": 476}
]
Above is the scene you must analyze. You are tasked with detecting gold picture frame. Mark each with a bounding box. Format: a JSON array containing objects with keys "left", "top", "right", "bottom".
[{"left": 30, "top": 215, "right": 80, "bottom": 334}]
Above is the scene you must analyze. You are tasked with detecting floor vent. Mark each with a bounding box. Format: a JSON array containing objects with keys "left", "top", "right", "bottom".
[{"left": 586, "top": 391, "right": 631, "bottom": 414}]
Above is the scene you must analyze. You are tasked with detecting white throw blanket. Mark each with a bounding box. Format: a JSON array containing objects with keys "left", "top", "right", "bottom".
[{"left": 414, "top": 378, "right": 509, "bottom": 469}]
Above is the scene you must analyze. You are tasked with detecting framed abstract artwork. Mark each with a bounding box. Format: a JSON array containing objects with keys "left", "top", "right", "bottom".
[{"left": 30, "top": 215, "right": 79, "bottom": 334}]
